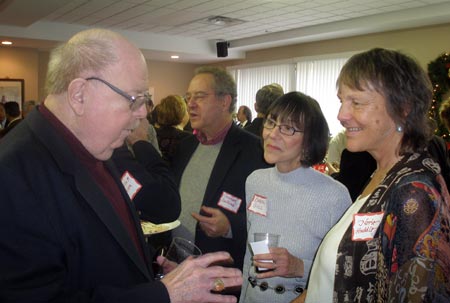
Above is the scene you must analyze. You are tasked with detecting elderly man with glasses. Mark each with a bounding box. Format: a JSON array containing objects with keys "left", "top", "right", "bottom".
[
  {"left": 171, "top": 67, "right": 270, "bottom": 297},
  {"left": 0, "top": 29, "right": 242, "bottom": 303}
]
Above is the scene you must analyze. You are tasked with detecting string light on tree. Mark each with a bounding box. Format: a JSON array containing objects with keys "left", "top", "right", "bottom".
[{"left": 427, "top": 52, "right": 450, "bottom": 141}]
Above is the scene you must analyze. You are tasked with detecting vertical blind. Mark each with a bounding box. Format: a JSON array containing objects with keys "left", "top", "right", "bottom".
[
  {"left": 228, "top": 55, "right": 350, "bottom": 135},
  {"left": 229, "top": 63, "right": 294, "bottom": 120},
  {"left": 296, "top": 57, "right": 349, "bottom": 135}
]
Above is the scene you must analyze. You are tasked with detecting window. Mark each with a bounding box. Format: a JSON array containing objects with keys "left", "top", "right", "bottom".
[
  {"left": 228, "top": 63, "right": 295, "bottom": 120},
  {"left": 296, "top": 56, "right": 349, "bottom": 135},
  {"left": 229, "top": 53, "right": 352, "bottom": 135}
]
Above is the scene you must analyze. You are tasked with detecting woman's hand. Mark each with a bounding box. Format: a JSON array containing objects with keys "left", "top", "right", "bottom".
[{"left": 253, "top": 247, "right": 304, "bottom": 279}]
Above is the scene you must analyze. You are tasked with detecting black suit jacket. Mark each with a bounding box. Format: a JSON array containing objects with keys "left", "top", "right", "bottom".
[
  {"left": 244, "top": 117, "right": 263, "bottom": 137},
  {"left": 0, "top": 109, "right": 169, "bottom": 302},
  {"left": 0, "top": 117, "right": 22, "bottom": 139},
  {"left": 112, "top": 141, "right": 181, "bottom": 223},
  {"left": 171, "top": 123, "right": 269, "bottom": 270}
]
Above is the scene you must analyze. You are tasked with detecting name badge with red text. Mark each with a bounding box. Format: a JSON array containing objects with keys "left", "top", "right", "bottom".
[
  {"left": 247, "top": 194, "right": 268, "bottom": 217},
  {"left": 121, "top": 171, "right": 142, "bottom": 200},
  {"left": 217, "top": 191, "right": 242, "bottom": 213},
  {"left": 352, "top": 212, "right": 384, "bottom": 241}
]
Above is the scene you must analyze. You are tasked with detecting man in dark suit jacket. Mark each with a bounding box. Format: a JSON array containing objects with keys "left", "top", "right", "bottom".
[
  {"left": 172, "top": 67, "right": 270, "bottom": 275},
  {"left": 236, "top": 105, "right": 252, "bottom": 128},
  {"left": 0, "top": 101, "right": 22, "bottom": 139},
  {"left": 245, "top": 83, "right": 284, "bottom": 137},
  {"left": 0, "top": 28, "right": 242, "bottom": 303},
  {"left": 112, "top": 118, "right": 181, "bottom": 250},
  {"left": 112, "top": 119, "right": 181, "bottom": 224}
]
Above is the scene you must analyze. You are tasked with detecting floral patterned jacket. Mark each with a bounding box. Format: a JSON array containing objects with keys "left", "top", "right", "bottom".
[{"left": 334, "top": 152, "right": 450, "bottom": 303}]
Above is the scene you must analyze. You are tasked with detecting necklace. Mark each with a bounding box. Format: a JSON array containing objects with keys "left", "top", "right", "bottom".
[{"left": 370, "top": 156, "right": 403, "bottom": 181}]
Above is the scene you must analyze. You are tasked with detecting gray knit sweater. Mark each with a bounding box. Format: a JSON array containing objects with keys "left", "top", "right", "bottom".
[{"left": 239, "top": 166, "right": 351, "bottom": 303}]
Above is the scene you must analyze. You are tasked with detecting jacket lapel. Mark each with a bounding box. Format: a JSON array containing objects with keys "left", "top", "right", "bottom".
[
  {"left": 73, "top": 168, "right": 151, "bottom": 279},
  {"left": 28, "top": 110, "right": 151, "bottom": 280},
  {"left": 203, "top": 125, "right": 241, "bottom": 203}
]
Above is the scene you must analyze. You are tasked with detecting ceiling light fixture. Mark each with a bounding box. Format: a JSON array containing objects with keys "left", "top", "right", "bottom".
[
  {"left": 203, "top": 16, "right": 245, "bottom": 27},
  {"left": 1, "top": 40, "right": 12, "bottom": 45},
  {"left": 171, "top": 55, "right": 179, "bottom": 59}
]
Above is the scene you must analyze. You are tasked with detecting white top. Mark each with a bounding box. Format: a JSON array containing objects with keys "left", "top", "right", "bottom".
[
  {"left": 305, "top": 195, "right": 368, "bottom": 303},
  {"left": 326, "top": 129, "right": 346, "bottom": 165}
]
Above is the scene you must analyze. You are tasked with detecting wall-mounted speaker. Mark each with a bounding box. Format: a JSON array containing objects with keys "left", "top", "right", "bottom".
[{"left": 216, "top": 41, "right": 229, "bottom": 58}]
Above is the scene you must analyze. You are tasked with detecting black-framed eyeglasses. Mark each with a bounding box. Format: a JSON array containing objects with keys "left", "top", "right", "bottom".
[
  {"left": 263, "top": 118, "right": 303, "bottom": 136},
  {"left": 85, "top": 77, "right": 152, "bottom": 111}
]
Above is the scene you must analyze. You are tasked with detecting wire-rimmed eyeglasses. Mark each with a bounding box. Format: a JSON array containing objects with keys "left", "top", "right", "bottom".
[
  {"left": 184, "top": 92, "right": 215, "bottom": 103},
  {"left": 85, "top": 77, "right": 152, "bottom": 111},
  {"left": 263, "top": 118, "right": 303, "bottom": 136}
]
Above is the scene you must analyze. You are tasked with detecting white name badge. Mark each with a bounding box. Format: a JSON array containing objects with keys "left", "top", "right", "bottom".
[
  {"left": 217, "top": 191, "right": 242, "bottom": 213},
  {"left": 352, "top": 211, "right": 384, "bottom": 241},
  {"left": 248, "top": 194, "right": 268, "bottom": 217},
  {"left": 121, "top": 171, "right": 142, "bottom": 200}
]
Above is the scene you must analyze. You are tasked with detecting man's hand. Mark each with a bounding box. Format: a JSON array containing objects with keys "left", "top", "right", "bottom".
[
  {"left": 161, "top": 251, "right": 243, "bottom": 303},
  {"left": 126, "top": 119, "right": 150, "bottom": 145},
  {"left": 192, "top": 206, "right": 231, "bottom": 238}
]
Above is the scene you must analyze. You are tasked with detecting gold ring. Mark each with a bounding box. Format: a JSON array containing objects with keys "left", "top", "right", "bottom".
[{"left": 213, "top": 278, "right": 225, "bottom": 292}]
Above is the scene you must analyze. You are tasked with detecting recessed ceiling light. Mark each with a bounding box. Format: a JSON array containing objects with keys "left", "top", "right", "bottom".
[
  {"left": 171, "top": 55, "right": 179, "bottom": 59},
  {"left": 1, "top": 41, "right": 13, "bottom": 45}
]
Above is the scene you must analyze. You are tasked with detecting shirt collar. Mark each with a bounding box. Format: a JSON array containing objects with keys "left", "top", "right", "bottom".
[
  {"left": 194, "top": 122, "right": 232, "bottom": 145},
  {"left": 38, "top": 104, "right": 99, "bottom": 165}
]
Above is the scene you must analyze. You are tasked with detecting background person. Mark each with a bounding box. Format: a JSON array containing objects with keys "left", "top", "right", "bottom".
[
  {"left": 112, "top": 118, "right": 181, "bottom": 224},
  {"left": 0, "top": 101, "right": 22, "bottom": 139},
  {"left": 155, "top": 94, "right": 192, "bottom": 164},
  {"left": 245, "top": 83, "right": 284, "bottom": 137},
  {"left": 239, "top": 92, "right": 351, "bottom": 303},
  {"left": 0, "top": 28, "right": 242, "bottom": 303},
  {"left": 22, "top": 100, "right": 37, "bottom": 118},
  {"left": 0, "top": 103, "right": 6, "bottom": 128},
  {"left": 236, "top": 105, "right": 252, "bottom": 128},
  {"left": 295, "top": 48, "right": 450, "bottom": 303}
]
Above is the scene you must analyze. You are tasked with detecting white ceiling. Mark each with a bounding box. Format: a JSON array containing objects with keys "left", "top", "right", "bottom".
[{"left": 1, "top": 0, "right": 450, "bottom": 63}]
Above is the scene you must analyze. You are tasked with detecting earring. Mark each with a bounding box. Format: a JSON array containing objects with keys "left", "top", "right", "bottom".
[{"left": 396, "top": 124, "right": 403, "bottom": 132}]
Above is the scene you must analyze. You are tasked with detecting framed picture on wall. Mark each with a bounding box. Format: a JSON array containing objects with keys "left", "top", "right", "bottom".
[{"left": 0, "top": 78, "right": 25, "bottom": 110}]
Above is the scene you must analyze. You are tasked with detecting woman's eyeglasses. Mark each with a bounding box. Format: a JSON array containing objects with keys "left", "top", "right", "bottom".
[{"left": 263, "top": 118, "right": 303, "bottom": 136}]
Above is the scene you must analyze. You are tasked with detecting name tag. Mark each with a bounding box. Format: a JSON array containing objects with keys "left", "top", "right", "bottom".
[
  {"left": 248, "top": 194, "right": 268, "bottom": 217},
  {"left": 217, "top": 191, "right": 242, "bottom": 213},
  {"left": 121, "top": 171, "right": 142, "bottom": 200},
  {"left": 352, "top": 212, "right": 384, "bottom": 241}
]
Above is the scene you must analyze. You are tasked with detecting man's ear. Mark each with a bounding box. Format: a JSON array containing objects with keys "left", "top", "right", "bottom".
[
  {"left": 67, "top": 78, "right": 87, "bottom": 116},
  {"left": 221, "top": 94, "right": 232, "bottom": 112}
]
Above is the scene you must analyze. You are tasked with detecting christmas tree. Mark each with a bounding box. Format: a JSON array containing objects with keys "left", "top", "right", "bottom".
[{"left": 427, "top": 52, "right": 450, "bottom": 142}]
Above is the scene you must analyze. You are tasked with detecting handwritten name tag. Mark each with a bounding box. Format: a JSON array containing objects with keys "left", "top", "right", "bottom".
[
  {"left": 217, "top": 191, "right": 242, "bottom": 213},
  {"left": 121, "top": 171, "right": 142, "bottom": 200},
  {"left": 248, "top": 194, "right": 268, "bottom": 217},
  {"left": 352, "top": 212, "right": 384, "bottom": 241}
]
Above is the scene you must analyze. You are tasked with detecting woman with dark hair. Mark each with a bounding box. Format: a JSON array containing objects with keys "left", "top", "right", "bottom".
[
  {"left": 295, "top": 48, "right": 450, "bottom": 303},
  {"left": 239, "top": 92, "right": 351, "bottom": 303}
]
